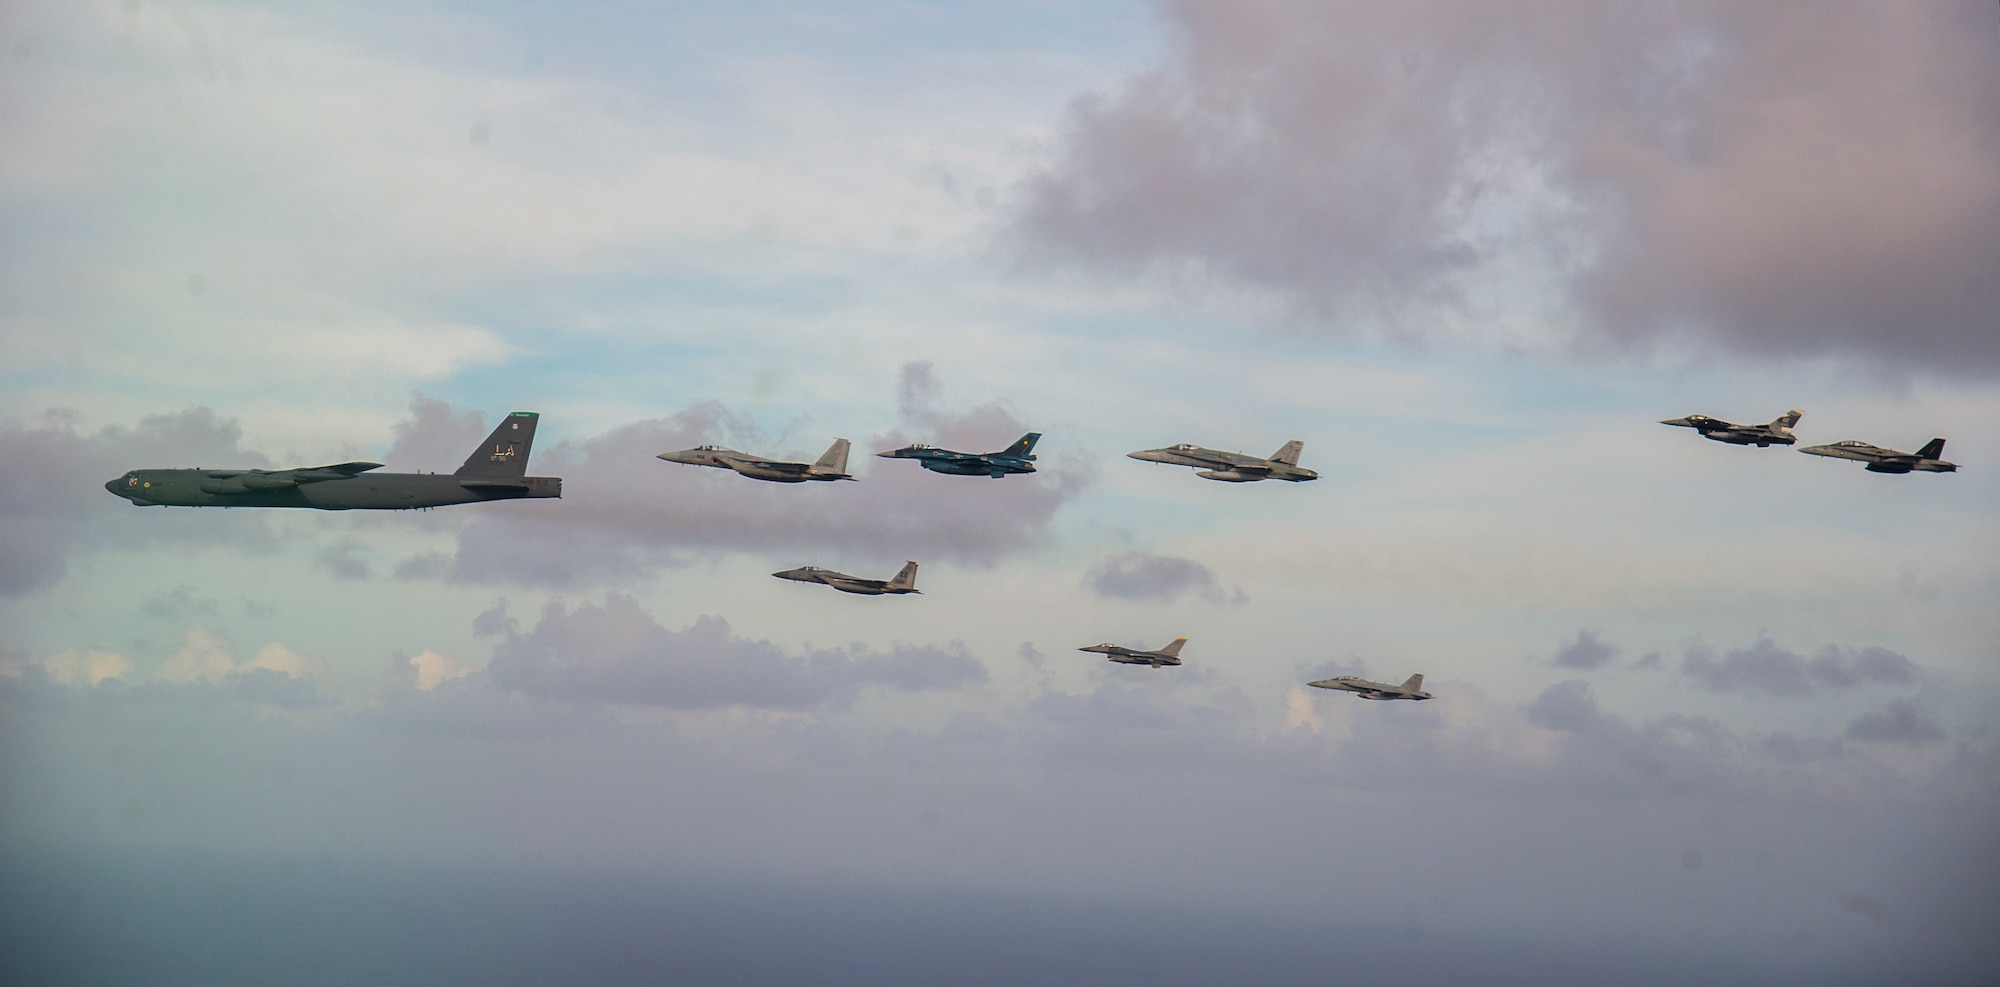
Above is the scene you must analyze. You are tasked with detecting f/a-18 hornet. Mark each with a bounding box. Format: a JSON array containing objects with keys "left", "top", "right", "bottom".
[
  {"left": 1078, "top": 637, "right": 1187, "bottom": 668},
  {"left": 1308, "top": 673, "right": 1432, "bottom": 701},
  {"left": 771, "top": 561, "right": 920, "bottom": 595},
  {"left": 1127, "top": 440, "right": 1317, "bottom": 482},
  {"left": 1659, "top": 409, "right": 1802, "bottom": 447},
  {"left": 105, "top": 412, "right": 560, "bottom": 510},
  {"left": 657, "top": 438, "right": 854, "bottom": 482},
  {"left": 877, "top": 433, "right": 1039, "bottom": 478},
  {"left": 1798, "top": 437, "right": 1958, "bottom": 473}
]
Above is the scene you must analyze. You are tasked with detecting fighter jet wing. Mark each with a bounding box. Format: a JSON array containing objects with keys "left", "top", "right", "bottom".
[
  {"left": 739, "top": 459, "right": 812, "bottom": 473},
  {"left": 300, "top": 462, "right": 385, "bottom": 477}
]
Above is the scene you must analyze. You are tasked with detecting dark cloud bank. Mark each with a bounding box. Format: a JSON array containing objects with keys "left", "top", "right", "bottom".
[
  {"left": 1083, "top": 550, "right": 1246, "bottom": 605},
  {"left": 1016, "top": 1, "right": 2000, "bottom": 375}
]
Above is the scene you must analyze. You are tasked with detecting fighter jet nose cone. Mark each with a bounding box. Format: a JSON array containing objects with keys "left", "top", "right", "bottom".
[
  {"left": 875, "top": 451, "right": 896, "bottom": 458},
  {"left": 103, "top": 478, "right": 121, "bottom": 495}
]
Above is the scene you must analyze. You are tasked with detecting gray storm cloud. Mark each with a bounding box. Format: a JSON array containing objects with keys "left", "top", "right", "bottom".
[
  {"left": 1083, "top": 550, "right": 1247, "bottom": 605},
  {"left": 1015, "top": 0, "right": 2000, "bottom": 374},
  {"left": 1681, "top": 640, "right": 1919, "bottom": 697},
  {"left": 1550, "top": 628, "right": 1617, "bottom": 670},
  {"left": 481, "top": 594, "right": 988, "bottom": 711}
]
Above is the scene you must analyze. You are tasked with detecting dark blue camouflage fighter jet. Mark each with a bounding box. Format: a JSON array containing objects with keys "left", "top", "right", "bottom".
[{"left": 875, "top": 432, "right": 1039, "bottom": 478}]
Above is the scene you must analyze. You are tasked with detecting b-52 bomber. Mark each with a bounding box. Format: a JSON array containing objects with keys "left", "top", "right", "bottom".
[
  {"left": 771, "top": 562, "right": 920, "bottom": 595},
  {"left": 1659, "top": 409, "right": 1802, "bottom": 446},
  {"left": 1308, "top": 673, "right": 1431, "bottom": 701},
  {"left": 1127, "top": 440, "right": 1317, "bottom": 482},
  {"left": 657, "top": 438, "right": 854, "bottom": 482},
  {"left": 104, "top": 412, "right": 561, "bottom": 510},
  {"left": 877, "top": 433, "right": 1039, "bottom": 478},
  {"left": 1078, "top": 637, "right": 1187, "bottom": 668},
  {"left": 1799, "top": 437, "right": 1958, "bottom": 474}
]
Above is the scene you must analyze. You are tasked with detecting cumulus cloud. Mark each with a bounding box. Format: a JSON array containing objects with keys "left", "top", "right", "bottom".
[
  {"left": 1084, "top": 551, "right": 1247, "bottom": 605},
  {"left": 1845, "top": 700, "right": 1946, "bottom": 746},
  {"left": 411, "top": 366, "right": 1092, "bottom": 587},
  {"left": 41, "top": 649, "right": 134, "bottom": 686},
  {"left": 153, "top": 627, "right": 320, "bottom": 703},
  {"left": 1682, "top": 640, "right": 1919, "bottom": 697},
  {"left": 480, "top": 594, "right": 988, "bottom": 711},
  {"left": 0, "top": 408, "right": 273, "bottom": 596},
  {"left": 1550, "top": 628, "right": 1617, "bottom": 670},
  {"left": 1016, "top": 0, "right": 2000, "bottom": 374}
]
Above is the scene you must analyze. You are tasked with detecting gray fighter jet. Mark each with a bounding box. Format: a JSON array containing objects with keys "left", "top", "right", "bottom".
[
  {"left": 771, "top": 561, "right": 920, "bottom": 595},
  {"left": 1798, "top": 437, "right": 1958, "bottom": 473},
  {"left": 1127, "top": 441, "right": 1317, "bottom": 482},
  {"left": 1308, "top": 673, "right": 1431, "bottom": 701},
  {"left": 876, "top": 433, "right": 1039, "bottom": 478},
  {"left": 1659, "top": 409, "right": 1802, "bottom": 446},
  {"left": 658, "top": 438, "right": 854, "bottom": 482},
  {"left": 1078, "top": 637, "right": 1187, "bottom": 668},
  {"left": 104, "top": 412, "right": 560, "bottom": 510}
]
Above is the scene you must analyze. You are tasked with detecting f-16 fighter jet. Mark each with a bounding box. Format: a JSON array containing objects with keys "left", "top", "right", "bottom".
[
  {"left": 1798, "top": 437, "right": 1958, "bottom": 474},
  {"left": 1308, "top": 673, "right": 1432, "bottom": 701},
  {"left": 1659, "top": 409, "right": 1802, "bottom": 446},
  {"left": 1078, "top": 637, "right": 1187, "bottom": 668},
  {"left": 771, "top": 561, "right": 921, "bottom": 595},
  {"left": 1127, "top": 441, "right": 1317, "bottom": 482},
  {"left": 104, "top": 412, "right": 561, "bottom": 510},
  {"left": 657, "top": 438, "right": 854, "bottom": 482},
  {"left": 877, "top": 433, "right": 1039, "bottom": 478}
]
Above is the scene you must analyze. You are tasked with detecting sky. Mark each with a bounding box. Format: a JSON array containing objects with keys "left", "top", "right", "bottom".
[{"left": 2, "top": 1, "right": 1998, "bottom": 983}]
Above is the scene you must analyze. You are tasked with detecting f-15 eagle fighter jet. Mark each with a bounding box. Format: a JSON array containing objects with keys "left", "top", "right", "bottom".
[
  {"left": 658, "top": 438, "right": 854, "bottom": 482},
  {"left": 771, "top": 562, "right": 921, "bottom": 595}
]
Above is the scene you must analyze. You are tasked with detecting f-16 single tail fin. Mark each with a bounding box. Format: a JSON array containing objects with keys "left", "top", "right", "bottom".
[
  {"left": 995, "top": 433, "right": 1041, "bottom": 459},
  {"left": 1772, "top": 409, "right": 1803, "bottom": 429},
  {"left": 815, "top": 438, "right": 852, "bottom": 474},
  {"left": 1158, "top": 637, "right": 1188, "bottom": 658},
  {"left": 887, "top": 561, "right": 920, "bottom": 592},
  {"left": 1400, "top": 673, "right": 1425, "bottom": 692},
  {"left": 1917, "top": 438, "right": 1947, "bottom": 460},
  {"left": 456, "top": 412, "right": 539, "bottom": 477},
  {"left": 1269, "top": 440, "right": 1305, "bottom": 465}
]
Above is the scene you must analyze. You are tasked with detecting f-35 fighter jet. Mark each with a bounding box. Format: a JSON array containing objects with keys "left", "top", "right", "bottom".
[
  {"left": 1659, "top": 409, "right": 1802, "bottom": 446},
  {"left": 877, "top": 433, "right": 1039, "bottom": 478},
  {"left": 1308, "top": 673, "right": 1431, "bottom": 701},
  {"left": 657, "top": 438, "right": 854, "bottom": 482},
  {"left": 1078, "top": 637, "right": 1187, "bottom": 668},
  {"left": 771, "top": 561, "right": 921, "bottom": 595},
  {"left": 104, "top": 412, "right": 561, "bottom": 510},
  {"left": 1799, "top": 437, "right": 1958, "bottom": 473},
  {"left": 1127, "top": 441, "right": 1317, "bottom": 482}
]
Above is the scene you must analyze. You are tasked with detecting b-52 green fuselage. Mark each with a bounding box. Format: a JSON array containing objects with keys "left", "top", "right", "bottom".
[{"left": 104, "top": 412, "right": 561, "bottom": 510}]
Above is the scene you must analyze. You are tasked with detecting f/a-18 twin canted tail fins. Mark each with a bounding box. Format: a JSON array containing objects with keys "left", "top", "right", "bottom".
[
  {"left": 1269, "top": 440, "right": 1305, "bottom": 465},
  {"left": 1400, "top": 673, "right": 1425, "bottom": 693},
  {"left": 996, "top": 433, "right": 1041, "bottom": 459},
  {"left": 1771, "top": 409, "right": 1804, "bottom": 430},
  {"left": 457, "top": 412, "right": 539, "bottom": 477},
  {"left": 887, "top": 561, "right": 920, "bottom": 592},
  {"left": 1158, "top": 637, "right": 1188, "bottom": 659},
  {"left": 815, "top": 438, "right": 852, "bottom": 475},
  {"left": 1917, "top": 438, "right": 1947, "bottom": 460}
]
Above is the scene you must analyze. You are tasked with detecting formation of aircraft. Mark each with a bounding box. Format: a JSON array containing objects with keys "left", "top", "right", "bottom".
[
  {"left": 658, "top": 438, "right": 855, "bottom": 482},
  {"left": 1077, "top": 637, "right": 1188, "bottom": 668},
  {"left": 101, "top": 402, "right": 1963, "bottom": 705},
  {"left": 1798, "top": 438, "right": 1958, "bottom": 474},
  {"left": 1127, "top": 440, "right": 1317, "bottom": 482},
  {"left": 875, "top": 432, "right": 1040, "bottom": 478},
  {"left": 103, "top": 412, "right": 560, "bottom": 510},
  {"left": 1659, "top": 409, "right": 1801, "bottom": 446},
  {"left": 1307, "top": 673, "right": 1431, "bottom": 701},
  {"left": 771, "top": 561, "right": 921, "bottom": 596}
]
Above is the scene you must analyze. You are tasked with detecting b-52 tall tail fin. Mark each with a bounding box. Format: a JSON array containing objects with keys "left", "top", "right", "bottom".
[
  {"left": 1269, "top": 440, "right": 1305, "bottom": 465},
  {"left": 815, "top": 438, "right": 852, "bottom": 475},
  {"left": 887, "top": 561, "right": 920, "bottom": 592},
  {"left": 995, "top": 433, "right": 1041, "bottom": 459},
  {"left": 457, "top": 412, "right": 539, "bottom": 477},
  {"left": 1917, "top": 437, "right": 1947, "bottom": 460},
  {"left": 1400, "top": 673, "right": 1425, "bottom": 692}
]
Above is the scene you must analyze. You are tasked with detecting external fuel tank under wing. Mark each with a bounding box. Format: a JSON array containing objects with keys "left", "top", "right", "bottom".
[{"left": 104, "top": 413, "right": 561, "bottom": 510}]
